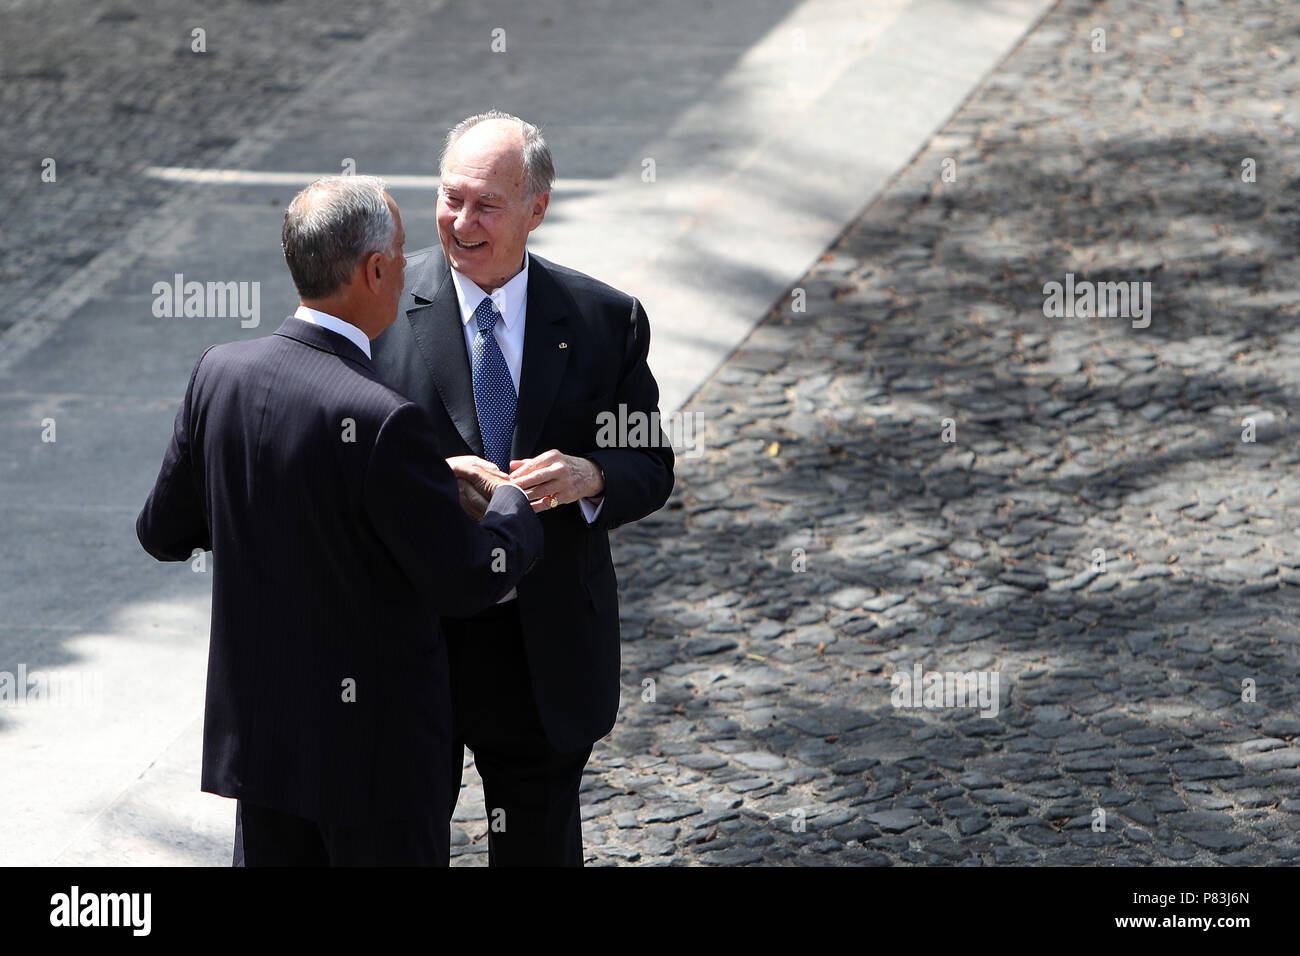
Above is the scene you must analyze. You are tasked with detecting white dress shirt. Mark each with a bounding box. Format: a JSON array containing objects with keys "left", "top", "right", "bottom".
[
  {"left": 449, "top": 251, "right": 605, "bottom": 526},
  {"left": 294, "top": 304, "right": 371, "bottom": 359}
]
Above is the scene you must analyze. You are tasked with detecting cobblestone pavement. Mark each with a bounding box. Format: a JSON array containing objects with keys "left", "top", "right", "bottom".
[
  {"left": 449, "top": 0, "right": 1300, "bottom": 864},
  {"left": 0, "top": 0, "right": 408, "bottom": 328}
]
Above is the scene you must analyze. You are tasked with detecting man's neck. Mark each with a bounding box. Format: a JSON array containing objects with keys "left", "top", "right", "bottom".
[
  {"left": 457, "top": 253, "right": 527, "bottom": 295},
  {"left": 299, "top": 300, "right": 376, "bottom": 339}
]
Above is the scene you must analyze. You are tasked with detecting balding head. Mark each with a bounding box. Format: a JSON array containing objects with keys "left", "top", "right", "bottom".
[
  {"left": 440, "top": 111, "right": 554, "bottom": 198},
  {"left": 436, "top": 111, "right": 552, "bottom": 291}
]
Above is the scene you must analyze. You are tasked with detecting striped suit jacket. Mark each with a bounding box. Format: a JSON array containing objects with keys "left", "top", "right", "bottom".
[{"left": 137, "top": 317, "right": 542, "bottom": 824}]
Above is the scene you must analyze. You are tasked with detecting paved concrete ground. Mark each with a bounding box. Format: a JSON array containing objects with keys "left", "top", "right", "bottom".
[{"left": 0, "top": 0, "right": 409, "bottom": 331}]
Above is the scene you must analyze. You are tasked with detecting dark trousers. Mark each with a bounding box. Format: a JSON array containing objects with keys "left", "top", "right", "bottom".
[
  {"left": 443, "top": 601, "right": 592, "bottom": 866},
  {"left": 233, "top": 800, "right": 447, "bottom": 866}
]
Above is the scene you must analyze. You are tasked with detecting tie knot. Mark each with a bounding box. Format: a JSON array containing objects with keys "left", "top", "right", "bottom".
[{"left": 474, "top": 297, "right": 500, "bottom": 334}]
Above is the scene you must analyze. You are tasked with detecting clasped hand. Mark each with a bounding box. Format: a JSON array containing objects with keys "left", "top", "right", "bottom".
[{"left": 448, "top": 451, "right": 604, "bottom": 519}]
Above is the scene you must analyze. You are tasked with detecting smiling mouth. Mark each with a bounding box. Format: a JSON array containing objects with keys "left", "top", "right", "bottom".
[{"left": 453, "top": 237, "right": 486, "bottom": 250}]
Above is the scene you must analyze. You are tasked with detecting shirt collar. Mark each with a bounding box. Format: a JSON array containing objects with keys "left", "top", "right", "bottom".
[
  {"left": 450, "top": 249, "right": 529, "bottom": 333},
  {"left": 293, "top": 305, "right": 372, "bottom": 359}
]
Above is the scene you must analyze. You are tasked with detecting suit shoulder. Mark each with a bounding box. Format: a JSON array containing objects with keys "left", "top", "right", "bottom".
[
  {"left": 531, "top": 255, "right": 638, "bottom": 312},
  {"left": 193, "top": 336, "right": 271, "bottom": 375},
  {"left": 202, "top": 335, "right": 410, "bottom": 414}
]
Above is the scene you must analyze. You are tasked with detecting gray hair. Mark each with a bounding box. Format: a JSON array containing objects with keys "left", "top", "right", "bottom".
[
  {"left": 440, "top": 110, "right": 555, "bottom": 197},
  {"left": 281, "top": 175, "right": 395, "bottom": 299}
]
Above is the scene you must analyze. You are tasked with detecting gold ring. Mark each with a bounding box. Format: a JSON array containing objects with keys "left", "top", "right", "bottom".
[{"left": 548, "top": 495, "right": 559, "bottom": 509}]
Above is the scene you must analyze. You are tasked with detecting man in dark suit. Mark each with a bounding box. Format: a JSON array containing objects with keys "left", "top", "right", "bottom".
[
  {"left": 136, "top": 175, "right": 543, "bottom": 866},
  {"left": 371, "top": 111, "right": 674, "bottom": 865}
]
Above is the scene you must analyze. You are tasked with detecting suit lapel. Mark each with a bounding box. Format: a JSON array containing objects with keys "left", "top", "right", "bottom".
[
  {"left": 403, "top": 252, "right": 484, "bottom": 457},
  {"left": 403, "top": 248, "right": 572, "bottom": 463},
  {"left": 512, "top": 256, "right": 570, "bottom": 461}
]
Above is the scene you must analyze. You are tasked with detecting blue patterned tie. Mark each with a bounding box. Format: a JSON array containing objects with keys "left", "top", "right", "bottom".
[{"left": 471, "top": 297, "right": 517, "bottom": 473}]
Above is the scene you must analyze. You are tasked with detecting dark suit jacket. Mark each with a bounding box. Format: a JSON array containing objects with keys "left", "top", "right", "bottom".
[
  {"left": 371, "top": 248, "right": 674, "bottom": 753},
  {"left": 136, "top": 317, "right": 543, "bottom": 825}
]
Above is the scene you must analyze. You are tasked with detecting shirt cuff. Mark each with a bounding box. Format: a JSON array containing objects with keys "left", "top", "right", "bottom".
[{"left": 578, "top": 496, "right": 605, "bottom": 524}]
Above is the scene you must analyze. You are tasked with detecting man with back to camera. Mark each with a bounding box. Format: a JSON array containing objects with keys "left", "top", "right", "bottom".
[{"left": 136, "top": 175, "right": 543, "bottom": 866}]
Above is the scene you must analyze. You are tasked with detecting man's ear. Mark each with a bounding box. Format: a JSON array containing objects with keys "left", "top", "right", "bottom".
[
  {"left": 528, "top": 191, "right": 550, "bottom": 231},
  {"left": 362, "top": 251, "right": 385, "bottom": 292}
]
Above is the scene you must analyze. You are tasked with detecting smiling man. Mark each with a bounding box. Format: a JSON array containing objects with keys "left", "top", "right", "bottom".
[{"left": 371, "top": 111, "right": 674, "bottom": 866}]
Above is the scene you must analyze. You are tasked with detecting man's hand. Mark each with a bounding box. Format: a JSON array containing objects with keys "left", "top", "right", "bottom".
[
  {"left": 447, "top": 455, "right": 512, "bottom": 520},
  {"left": 509, "top": 451, "right": 604, "bottom": 513}
]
